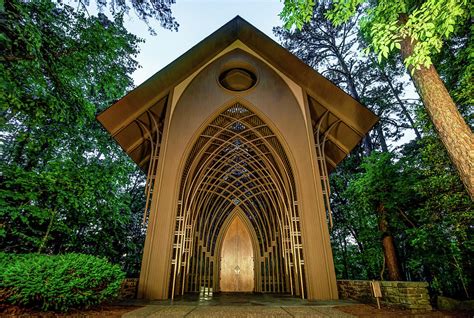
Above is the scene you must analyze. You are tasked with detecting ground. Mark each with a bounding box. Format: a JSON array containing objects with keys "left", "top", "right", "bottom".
[
  {"left": 1, "top": 294, "right": 472, "bottom": 317},
  {"left": 0, "top": 304, "right": 139, "bottom": 317},
  {"left": 337, "top": 304, "right": 472, "bottom": 317}
]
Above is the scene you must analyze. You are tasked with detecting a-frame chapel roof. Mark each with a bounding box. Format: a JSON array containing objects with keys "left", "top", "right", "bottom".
[{"left": 97, "top": 16, "right": 378, "bottom": 173}]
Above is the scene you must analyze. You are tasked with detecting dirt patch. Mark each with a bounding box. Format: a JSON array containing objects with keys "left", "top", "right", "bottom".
[
  {"left": 336, "top": 304, "right": 473, "bottom": 317},
  {"left": 0, "top": 304, "right": 141, "bottom": 317}
]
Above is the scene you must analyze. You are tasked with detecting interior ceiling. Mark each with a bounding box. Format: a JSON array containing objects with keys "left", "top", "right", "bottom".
[
  {"left": 307, "top": 96, "right": 364, "bottom": 171},
  {"left": 108, "top": 96, "right": 168, "bottom": 171},
  {"left": 170, "top": 103, "right": 306, "bottom": 297}
]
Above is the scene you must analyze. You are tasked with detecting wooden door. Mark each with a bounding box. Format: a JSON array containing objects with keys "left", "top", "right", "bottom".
[{"left": 220, "top": 216, "right": 254, "bottom": 292}]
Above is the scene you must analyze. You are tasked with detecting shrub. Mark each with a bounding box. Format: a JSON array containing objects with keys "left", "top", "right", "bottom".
[{"left": 0, "top": 252, "right": 125, "bottom": 312}]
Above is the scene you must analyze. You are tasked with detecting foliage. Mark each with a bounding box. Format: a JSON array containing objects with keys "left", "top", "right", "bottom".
[
  {"left": 279, "top": 0, "right": 471, "bottom": 70},
  {"left": 1, "top": 253, "right": 125, "bottom": 312},
  {"left": 274, "top": 3, "right": 421, "bottom": 150},
  {"left": 399, "top": 108, "right": 473, "bottom": 297},
  {"left": 329, "top": 155, "right": 384, "bottom": 280},
  {"left": 329, "top": 143, "right": 473, "bottom": 297},
  {"left": 276, "top": 0, "right": 473, "bottom": 298},
  {"left": 432, "top": 18, "right": 473, "bottom": 125},
  {"left": 280, "top": 0, "right": 316, "bottom": 29},
  {"left": 1, "top": 0, "right": 140, "bottom": 128},
  {"left": 1, "top": 0, "right": 146, "bottom": 276},
  {"left": 345, "top": 152, "right": 412, "bottom": 215},
  {"left": 72, "top": 0, "right": 178, "bottom": 32}
]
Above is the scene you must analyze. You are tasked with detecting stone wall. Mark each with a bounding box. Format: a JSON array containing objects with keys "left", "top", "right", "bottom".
[
  {"left": 120, "top": 278, "right": 139, "bottom": 299},
  {"left": 337, "top": 280, "right": 432, "bottom": 311}
]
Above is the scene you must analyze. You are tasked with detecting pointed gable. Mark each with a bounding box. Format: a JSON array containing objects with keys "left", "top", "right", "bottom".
[{"left": 97, "top": 16, "right": 378, "bottom": 172}]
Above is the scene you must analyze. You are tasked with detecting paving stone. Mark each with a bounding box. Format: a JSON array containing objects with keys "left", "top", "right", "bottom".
[
  {"left": 122, "top": 305, "right": 166, "bottom": 318},
  {"left": 282, "top": 306, "right": 326, "bottom": 317},
  {"left": 124, "top": 305, "right": 197, "bottom": 317},
  {"left": 149, "top": 305, "right": 196, "bottom": 317},
  {"left": 120, "top": 294, "right": 358, "bottom": 317},
  {"left": 187, "top": 306, "right": 290, "bottom": 317},
  {"left": 311, "top": 307, "right": 355, "bottom": 318}
]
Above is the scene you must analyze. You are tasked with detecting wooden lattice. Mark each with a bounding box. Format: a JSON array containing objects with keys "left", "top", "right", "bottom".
[{"left": 169, "top": 103, "right": 306, "bottom": 298}]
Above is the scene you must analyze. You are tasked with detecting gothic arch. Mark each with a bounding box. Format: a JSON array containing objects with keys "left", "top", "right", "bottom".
[
  {"left": 216, "top": 208, "right": 258, "bottom": 292},
  {"left": 169, "top": 103, "right": 307, "bottom": 298}
]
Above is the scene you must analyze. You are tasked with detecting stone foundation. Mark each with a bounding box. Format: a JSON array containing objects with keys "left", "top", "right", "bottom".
[{"left": 337, "top": 280, "right": 432, "bottom": 311}]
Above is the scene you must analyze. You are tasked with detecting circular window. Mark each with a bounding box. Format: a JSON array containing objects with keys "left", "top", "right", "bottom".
[{"left": 219, "top": 68, "right": 257, "bottom": 92}]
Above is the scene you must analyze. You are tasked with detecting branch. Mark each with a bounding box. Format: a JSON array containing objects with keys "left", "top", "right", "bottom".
[
  {"left": 1, "top": 55, "right": 35, "bottom": 62},
  {"left": 397, "top": 208, "right": 417, "bottom": 228}
]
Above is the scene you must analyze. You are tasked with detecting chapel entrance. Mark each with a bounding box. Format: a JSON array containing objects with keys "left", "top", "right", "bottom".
[
  {"left": 169, "top": 104, "right": 306, "bottom": 298},
  {"left": 219, "top": 215, "right": 254, "bottom": 292}
]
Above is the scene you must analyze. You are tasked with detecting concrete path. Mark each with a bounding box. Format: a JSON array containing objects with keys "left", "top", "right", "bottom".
[
  {"left": 123, "top": 305, "right": 355, "bottom": 317},
  {"left": 122, "top": 294, "right": 356, "bottom": 317}
]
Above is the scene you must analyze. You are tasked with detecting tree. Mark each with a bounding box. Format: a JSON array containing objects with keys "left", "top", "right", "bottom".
[
  {"left": 344, "top": 152, "right": 414, "bottom": 281},
  {"left": 274, "top": 4, "right": 423, "bottom": 280},
  {"left": 433, "top": 17, "right": 473, "bottom": 124},
  {"left": 73, "top": 0, "right": 178, "bottom": 32},
  {"left": 274, "top": 3, "right": 421, "bottom": 153},
  {"left": 1, "top": 0, "right": 146, "bottom": 274},
  {"left": 277, "top": 1, "right": 473, "bottom": 296},
  {"left": 400, "top": 107, "right": 473, "bottom": 298},
  {"left": 280, "top": 0, "right": 474, "bottom": 198},
  {"left": 329, "top": 154, "right": 385, "bottom": 280}
]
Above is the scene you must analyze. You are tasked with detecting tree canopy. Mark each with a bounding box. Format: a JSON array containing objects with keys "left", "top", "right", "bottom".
[
  {"left": 280, "top": 0, "right": 473, "bottom": 199},
  {"left": 1, "top": 0, "right": 147, "bottom": 276},
  {"left": 280, "top": 0, "right": 470, "bottom": 70},
  {"left": 72, "top": 0, "right": 178, "bottom": 32},
  {"left": 276, "top": 1, "right": 473, "bottom": 298}
]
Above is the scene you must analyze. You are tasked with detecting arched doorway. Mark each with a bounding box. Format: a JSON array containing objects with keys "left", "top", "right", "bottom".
[{"left": 219, "top": 214, "right": 254, "bottom": 292}]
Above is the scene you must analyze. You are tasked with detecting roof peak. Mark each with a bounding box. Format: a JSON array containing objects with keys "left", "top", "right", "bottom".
[{"left": 97, "top": 16, "right": 377, "bottom": 171}]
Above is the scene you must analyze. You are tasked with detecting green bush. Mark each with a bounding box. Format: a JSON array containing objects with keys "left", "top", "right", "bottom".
[{"left": 0, "top": 252, "right": 125, "bottom": 312}]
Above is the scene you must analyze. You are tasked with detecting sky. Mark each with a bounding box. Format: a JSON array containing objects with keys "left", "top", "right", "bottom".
[{"left": 123, "top": 0, "right": 284, "bottom": 86}]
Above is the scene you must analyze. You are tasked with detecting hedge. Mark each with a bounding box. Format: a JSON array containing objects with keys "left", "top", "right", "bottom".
[{"left": 0, "top": 252, "right": 125, "bottom": 312}]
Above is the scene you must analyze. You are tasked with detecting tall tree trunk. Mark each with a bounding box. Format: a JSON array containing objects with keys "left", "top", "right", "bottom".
[
  {"left": 340, "top": 235, "right": 349, "bottom": 279},
  {"left": 336, "top": 56, "right": 376, "bottom": 155},
  {"left": 376, "top": 124, "right": 389, "bottom": 152},
  {"left": 362, "top": 135, "right": 374, "bottom": 155},
  {"left": 400, "top": 20, "right": 473, "bottom": 198},
  {"left": 377, "top": 202, "right": 403, "bottom": 281}
]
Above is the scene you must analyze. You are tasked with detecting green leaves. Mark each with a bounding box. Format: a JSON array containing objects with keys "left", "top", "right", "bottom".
[
  {"left": 280, "top": 0, "right": 470, "bottom": 69},
  {"left": 280, "top": 0, "right": 316, "bottom": 29},
  {"left": 1, "top": 253, "right": 125, "bottom": 312},
  {"left": 278, "top": 0, "right": 472, "bottom": 298},
  {"left": 1, "top": 0, "right": 146, "bottom": 275},
  {"left": 325, "top": 0, "right": 365, "bottom": 26}
]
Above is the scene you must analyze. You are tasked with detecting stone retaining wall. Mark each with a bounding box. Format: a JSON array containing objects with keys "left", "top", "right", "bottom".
[
  {"left": 120, "top": 278, "right": 139, "bottom": 299},
  {"left": 337, "top": 280, "right": 432, "bottom": 311}
]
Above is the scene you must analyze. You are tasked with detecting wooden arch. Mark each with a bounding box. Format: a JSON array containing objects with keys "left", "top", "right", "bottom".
[{"left": 169, "top": 103, "right": 306, "bottom": 298}]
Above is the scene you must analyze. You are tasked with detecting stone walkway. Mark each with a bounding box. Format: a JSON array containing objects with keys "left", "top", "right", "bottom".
[
  {"left": 123, "top": 305, "right": 355, "bottom": 317},
  {"left": 122, "top": 294, "right": 356, "bottom": 317}
]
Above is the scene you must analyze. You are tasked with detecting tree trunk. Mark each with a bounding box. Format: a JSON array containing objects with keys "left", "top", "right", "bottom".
[
  {"left": 400, "top": 23, "right": 474, "bottom": 199},
  {"left": 37, "top": 209, "right": 56, "bottom": 254},
  {"left": 341, "top": 235, "right": 349, "bottom": 279},
  {"left": 362, "top": 135, "right": 374, "bottom": 155},
  {"left": 377, "top": 202, "right": 403, "bottom": 281},
  {"left": 376, "top": 124, "right": 389, "bottom": 152}
]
